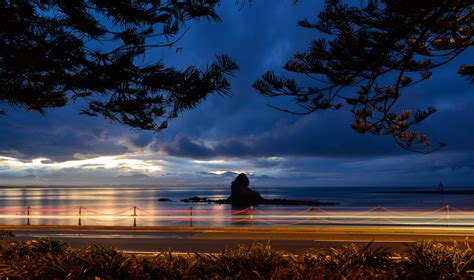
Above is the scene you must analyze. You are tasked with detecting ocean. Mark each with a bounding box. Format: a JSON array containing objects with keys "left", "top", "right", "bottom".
[{"left": 0, "top": 185, "right": 473, "bottom": 227}]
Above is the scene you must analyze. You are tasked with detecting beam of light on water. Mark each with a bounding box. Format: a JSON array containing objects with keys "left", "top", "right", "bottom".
[{"left": 0, "top": 205, "right": 473, "bottom": 229}]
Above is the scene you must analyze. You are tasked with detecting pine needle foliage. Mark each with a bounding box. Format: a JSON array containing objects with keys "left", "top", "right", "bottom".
[
  {"left": 254, "top": 0, "right": 473, "bottom": 153},
  {"left": 0, "top": 1, "right": 239, "bottom": 131}
]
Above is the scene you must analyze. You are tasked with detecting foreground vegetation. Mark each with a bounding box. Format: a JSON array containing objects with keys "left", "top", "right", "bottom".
[{"left": 1, "top": 231, "right": 474, "bottom": 279}]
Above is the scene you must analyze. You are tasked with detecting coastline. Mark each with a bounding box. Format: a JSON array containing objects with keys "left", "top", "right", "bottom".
[
  {"left": 181, "top": 196, "right": 338, "bottom": 206},
  {"left": 372, "top": 190, "right": 474, "bottom": 195}
]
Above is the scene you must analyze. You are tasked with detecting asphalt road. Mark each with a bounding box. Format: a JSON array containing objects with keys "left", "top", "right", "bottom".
[{"left": 3, "top": 226, "right": 474, "bottom": 253}]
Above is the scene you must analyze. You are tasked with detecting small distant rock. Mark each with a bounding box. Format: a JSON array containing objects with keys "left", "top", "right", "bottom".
[
  {"left": 181, "top": 196, "right": 208, "bottom": 203},
  {"left": 157, "top": 198, "right": 172, "bottom": 202}
]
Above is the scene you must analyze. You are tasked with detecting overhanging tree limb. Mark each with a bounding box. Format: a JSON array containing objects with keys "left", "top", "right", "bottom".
[
  {"left": 254, "top": 0, "right": 473, "bottom": 153},
  {"left": 0, "top": 0, "right": 239, "bottom": 131}
]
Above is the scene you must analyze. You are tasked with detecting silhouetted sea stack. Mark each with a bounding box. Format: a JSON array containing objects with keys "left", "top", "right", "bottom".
[
  {"left": 181, "top": 173, "right": 338, "bottom": 206},
  {"left": 227, "top": 173, "right": 264, "bottom": 205}
]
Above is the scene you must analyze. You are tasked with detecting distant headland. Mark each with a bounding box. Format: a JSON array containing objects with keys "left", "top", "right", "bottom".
[
  {"left": 373, "top": 190, "right": 474, "bottom": 195},
  {"left": 181, "top": 173, "right": 337, "bottom": 206},
  {"left": 372, "top": 182, "right": 474, "bottom": 195}
]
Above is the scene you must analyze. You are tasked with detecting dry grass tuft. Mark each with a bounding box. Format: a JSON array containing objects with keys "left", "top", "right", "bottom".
[{"left": 1, "top": 237, "right": 474, "bottom": 279}]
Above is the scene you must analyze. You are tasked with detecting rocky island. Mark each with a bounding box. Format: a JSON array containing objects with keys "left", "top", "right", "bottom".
[{"left": 181, "top": 173, "right": 337, "bottom": 206}]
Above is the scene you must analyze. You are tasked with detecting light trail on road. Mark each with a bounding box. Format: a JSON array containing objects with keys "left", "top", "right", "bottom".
[{"left": 0, "top": 205, "right": 473, "bottom": 229}]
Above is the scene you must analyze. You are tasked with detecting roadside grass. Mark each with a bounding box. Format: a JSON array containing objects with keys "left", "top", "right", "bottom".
[{"left": 1, "top": 231, "right": 474, "bottom": 279}]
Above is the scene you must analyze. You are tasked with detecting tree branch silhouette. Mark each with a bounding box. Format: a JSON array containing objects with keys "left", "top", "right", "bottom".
[
  {"left": 254, "top": 0, "right": 473, "bottom": 153},
  {"left": 0, "top": 1, "right": 239, "bottom": 131}
]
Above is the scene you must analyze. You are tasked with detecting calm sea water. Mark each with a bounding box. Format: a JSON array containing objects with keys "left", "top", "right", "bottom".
[
  {"left": 0, "top": 185, "right": 473, "bottom": 227},
  {"left": 1, "top": 185, "right": 473, "bottom": 208}
]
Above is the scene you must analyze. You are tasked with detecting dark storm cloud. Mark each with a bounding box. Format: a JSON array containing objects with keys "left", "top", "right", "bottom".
[
  {"left": 161, "top": 134, "right": 216, "bottom": 159},
  {"left": 0, "top": 104, "right": 131, "bottom": 161},
  {"left": 0, "top": 121, "right": 127, "bottom": 161},
  {"left": 158, "top": 88, "right": 474, "bottom": 160},
  {"left": 130, "top": 133, "right": 155, "bottom": 148},
  {"left": 158, "top": 110, "right": 402, "bottom": 159}
]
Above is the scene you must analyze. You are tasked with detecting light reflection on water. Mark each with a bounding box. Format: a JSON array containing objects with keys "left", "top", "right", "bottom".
[{"left": 0, "top": 185, "right": 473, "bottom": 227}]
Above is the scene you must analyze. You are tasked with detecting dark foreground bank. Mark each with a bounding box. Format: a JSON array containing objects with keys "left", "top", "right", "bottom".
[{"left": 1, "top": 231, "right": 474, "bottom": 279}]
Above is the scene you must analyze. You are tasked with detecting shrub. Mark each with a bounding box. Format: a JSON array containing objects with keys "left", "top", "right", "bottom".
[
  {"left": 399, "top": 240, "right": 474, "bottom": 280},
  {"left": 295, "top": 242, "right": 397, "bottom": 279},
  {"left": 1, "top": 238, "right": 474, "bottom": 279}
]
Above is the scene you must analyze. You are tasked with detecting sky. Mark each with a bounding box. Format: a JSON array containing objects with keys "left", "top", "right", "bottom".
[{"left": 1, "top": 1, "right": 473, "bottom": 188}]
